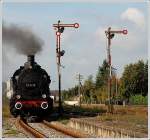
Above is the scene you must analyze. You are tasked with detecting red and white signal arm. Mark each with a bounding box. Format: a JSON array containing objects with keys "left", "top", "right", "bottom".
[{"left": 122, "top": 30, "right": 128, "bottom": 35}]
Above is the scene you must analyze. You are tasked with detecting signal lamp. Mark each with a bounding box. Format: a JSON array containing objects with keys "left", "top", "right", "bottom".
[
  {"left": 60, "top": 50, "right": 65, "bottom": 56},
  {"left": 56, "top": 32, "right": 61, "bottom": 36},
  {"left": 110, "top": 33, "right": 115, "bottom": 39},
  {"left": 58, "top": 27, "right": 65, "bottom": 33}
]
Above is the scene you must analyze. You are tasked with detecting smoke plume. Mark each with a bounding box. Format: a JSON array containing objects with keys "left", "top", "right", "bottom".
[{"left": 2, "top": 23, "right": 44, "bottom": 55}]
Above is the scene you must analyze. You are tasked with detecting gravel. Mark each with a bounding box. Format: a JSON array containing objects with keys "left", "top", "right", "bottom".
[
  {"left": 29, "top": 123, "right": 72, "bottom": 138},
  {"left": 3, "top": 118, "right": 28, "bottom": 138}
]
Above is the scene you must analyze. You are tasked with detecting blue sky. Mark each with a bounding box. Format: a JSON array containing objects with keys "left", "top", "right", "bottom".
[{"left": 2, "top": 2, "right": 148, "bottom": 90}]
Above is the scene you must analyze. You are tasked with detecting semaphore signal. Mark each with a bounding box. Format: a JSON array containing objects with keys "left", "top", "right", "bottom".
[
  {"left": 53, "top": 20, "right": 79, "bottom": 114},
  {"left": 105, "top": 27, "right": 128, "bottom": 113}
]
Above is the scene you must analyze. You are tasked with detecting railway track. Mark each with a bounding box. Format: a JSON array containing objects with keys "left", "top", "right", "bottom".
[
  {"left": 16, "top": 118, "right": 90, "bottom": 138},
  {"left": 17, "top": 118, "right": 47, "bottom": 138}
]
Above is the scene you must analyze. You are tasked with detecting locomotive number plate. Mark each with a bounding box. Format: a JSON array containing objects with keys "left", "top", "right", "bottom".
[{"left": 25, "top": 83, "right": 36, "bottom": 88}]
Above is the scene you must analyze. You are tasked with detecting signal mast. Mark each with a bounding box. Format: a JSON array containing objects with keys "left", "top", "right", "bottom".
[
  {"left": 105, "top": 27, "right": 127, "bottom": 113},
  {"left": 53, "top": 20, "right": 79, "bottom": 114}
]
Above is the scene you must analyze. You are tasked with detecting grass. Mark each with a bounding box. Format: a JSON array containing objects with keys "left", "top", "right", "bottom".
[
  {"left": 96, "top": 107, "right": 148, "bottom": 134},
  {"left": 57, "top": 105, "right": 107, "bottom": 125},
  {"left": 63, "top": 104, "right": 148, "bottom": 134},
  {"left": 2, "top": 105, "right": 10, "bottom": 118},
  {"left": 57, "top": 116, "right": 70, "bottom": 125},
  {"left": 64, "top": 104, "right": 107, "bottom": 114},
  {"left": 2, "top": 94, "right": 10, "bottom": 118},
  {"left": 4, "top": 129, "right": 18, "bottom": 135}
]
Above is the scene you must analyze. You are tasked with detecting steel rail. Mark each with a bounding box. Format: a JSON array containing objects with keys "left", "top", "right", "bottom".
[
  {"left": 17, "top": 118, "right": 47, "bottom": 138},
  {"left": 43, "top": 120, "right": 89, "bottom": 138}
]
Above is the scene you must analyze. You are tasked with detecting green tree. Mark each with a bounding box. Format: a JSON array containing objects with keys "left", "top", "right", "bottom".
[
  {"left": 120, "top": 60, "right": 148, "bottom": 101},
  {"left": 129, "top": 95, "right": 148, "bottom": 105},
  {"left": 62, "top": 86, "right": 78, "bottom": 100},
  {"left": 82, "top": 75, "right": 95, "bottom": 103},
  {"left": 95, "top": 59, "right": 109, "bottom": 89},
  {"left": 143, "top": 61, "right": 148, "bottom": 96},
  {"left": 94, "top": 85, "right": 108, "bottom": 104}
]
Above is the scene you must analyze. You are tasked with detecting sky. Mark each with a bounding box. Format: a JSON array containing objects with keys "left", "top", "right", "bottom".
[{"left": 2, "top": 1, "right": 148, "bottom": 90}]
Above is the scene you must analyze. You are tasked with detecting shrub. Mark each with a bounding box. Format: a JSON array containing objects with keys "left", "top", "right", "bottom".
[{"left": 129, "top": 95, "right": 148, "bottom": 105}]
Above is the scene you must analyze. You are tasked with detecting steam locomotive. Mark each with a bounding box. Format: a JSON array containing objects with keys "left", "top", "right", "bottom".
[{"left": 9, "top": 55, "right": 53, "bottom": 120}]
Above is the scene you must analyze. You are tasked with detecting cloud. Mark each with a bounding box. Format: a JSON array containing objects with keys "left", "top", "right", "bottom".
[{"left": 121, "top": 8, "right": 145, "bottom": 28}]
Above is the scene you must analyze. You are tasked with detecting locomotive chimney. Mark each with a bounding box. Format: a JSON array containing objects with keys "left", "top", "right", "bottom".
[
  {"left": 27, "top": 55, "right": 35, "bottom": 65},
  {"left": 24, "top": 55, "right": 35, "bottom": 69}
]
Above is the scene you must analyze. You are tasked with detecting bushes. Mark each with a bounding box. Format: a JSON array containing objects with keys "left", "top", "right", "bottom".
[{"left": 129, "top": 95, "right": 148, "bottom": 105}]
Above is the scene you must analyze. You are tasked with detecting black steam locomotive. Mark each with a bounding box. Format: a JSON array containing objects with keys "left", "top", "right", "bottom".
[{"left": 9, "top": 55, "right": 53, "bottom": 120}]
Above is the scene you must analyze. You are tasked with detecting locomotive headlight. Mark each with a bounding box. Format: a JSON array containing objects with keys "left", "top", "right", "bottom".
[
  {"left": 16, "top": 95, "right": 21, "bottom": 99},
  {"left": 41, "top": 102, "right": 48, "bottom": 109},
  {"left": 42, "top": 94, "right": 46, "bottom": 99},
  {"left": 15, "top": 102, "right": 22, "bottom": 110}
]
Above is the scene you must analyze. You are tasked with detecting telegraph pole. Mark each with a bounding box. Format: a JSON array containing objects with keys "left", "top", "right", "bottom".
[
  {"left": 53, "top": 21, "right": 79, "bottom": 114},
  {"left": 112, "top": 66, "right": 117, "bottom": 100},
  {"left": 105, "top": 27, "right": 127, "bottom": 113},
  {"left": 114, "top": 68, "right": 118, "bottom": 103},
  {"left": 76, "top": 73, "right": 83, "bottom": 106}
]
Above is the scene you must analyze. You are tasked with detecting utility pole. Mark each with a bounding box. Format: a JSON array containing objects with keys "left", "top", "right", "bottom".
[
  {"left": 53, "top": 20, "right": 79, "bottom": 114},
  {"left": 112, "top": 67, "right": 118, "bottom": 105},
  {"left": 115, "top": 69, "right": 118, "bottom": 104},
  {"left": 105, "top": 27, "right": 127, "bottom": 113},
  {"left": 112, "top": 66, "right": 117, "bottom": 100},
  {"left": 76, "top": 73, "right": 83, "bottom": 106}
]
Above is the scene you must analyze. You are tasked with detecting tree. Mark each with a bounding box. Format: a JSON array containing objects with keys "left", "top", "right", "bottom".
[
  {"left": 62, "top": 86, "right": 78, "bottom": 100},
  {"left": 95, "top": 59, "right": 109, "bottom": 89},
  {"left": 82, "top": 75, "right": 95, "bottom": 103},
  {"left": 94, "top": 85, "right": 108, "bottom": 104},
  {"left": 120, "top": 60, "right": 148, "bottom": 101},
  {"left": 95, "top": 59, "right": 118, "bottom": 103},
  {"left": 143, "top": 61, "right": 148, "bottom": 96}
]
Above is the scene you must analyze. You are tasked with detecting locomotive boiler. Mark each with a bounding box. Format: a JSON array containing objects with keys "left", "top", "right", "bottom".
[{"left": 9, "top": 55, "right": 53, "bottom": 119}]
